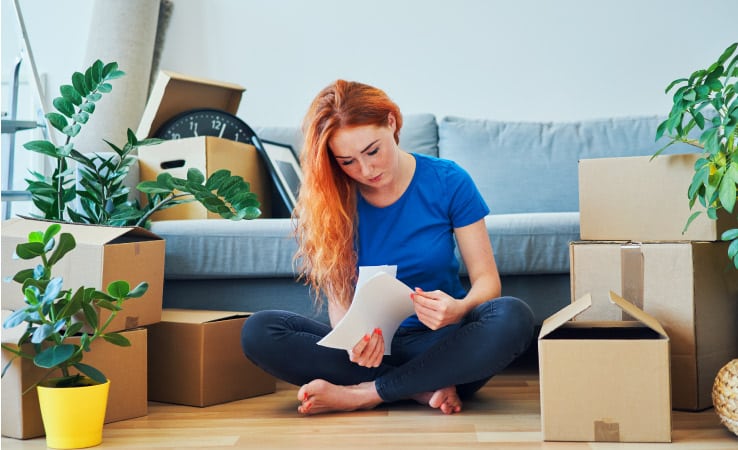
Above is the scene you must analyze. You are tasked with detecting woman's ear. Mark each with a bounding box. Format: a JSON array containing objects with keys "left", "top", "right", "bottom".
[{"left": 387, "top": 113, "right": 397, "bottom": 132}]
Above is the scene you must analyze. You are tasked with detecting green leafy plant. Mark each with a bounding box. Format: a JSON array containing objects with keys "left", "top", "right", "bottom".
[
  {"left": 1, "top": 224, "right": 148, "bottom": 389},
  {"left": 23, "top": 59, "right": 261, "bottom": 228},
  {"left": 655, "top": 42, "right": 738, "bottom": 269}
]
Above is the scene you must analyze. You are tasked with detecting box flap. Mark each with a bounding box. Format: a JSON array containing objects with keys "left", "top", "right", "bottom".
[
  {"left": 539, "top": 293, "right": 592, "bottom": 339},
  {"left": 3, "top": 218, "right": 161, "bottom": 245},
  {"left": 161, "top": 309, "right": 251, "bottom": 324},
  {"left": 137, "top": 70, "right": 245, "bottom": 139},
  {"left": 608, "top": 291, "right": 668, "bottom": 338}
]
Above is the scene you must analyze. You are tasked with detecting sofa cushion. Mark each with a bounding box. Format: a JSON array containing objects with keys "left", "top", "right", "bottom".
[
  {"left": 486, "top": 212, "right": 579, "bottom": 275},
  {"left": 150, "top": 219, "right": 298, "bottom": 279},
  {"left": 256, "top": 113, "right": 438, "bottom": 157},
  {"left": 438, "top": 116, "right": 698, "bottom": 214},
  {"left": 398, "top": 113, "right": 439, "bottom": 157},
  {"left": 457, "top": 212, "right": 580, "bottom": 277}
]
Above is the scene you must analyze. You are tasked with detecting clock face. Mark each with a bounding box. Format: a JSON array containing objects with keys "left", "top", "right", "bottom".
[{"left": 154, "top": 108, "right": 256, "bottom": 143}]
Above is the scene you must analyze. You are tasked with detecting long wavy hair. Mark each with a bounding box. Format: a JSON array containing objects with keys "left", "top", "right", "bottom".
[{"left": 295, "top": 80, "right": 403, "bottom": 310}]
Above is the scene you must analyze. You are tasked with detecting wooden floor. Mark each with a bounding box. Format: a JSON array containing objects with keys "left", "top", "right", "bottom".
[{"left": 3, "top": 363, "right": 736, "bottom": 449}]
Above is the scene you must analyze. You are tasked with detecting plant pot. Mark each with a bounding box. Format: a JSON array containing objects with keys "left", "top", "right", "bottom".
[
  {"left": 713, "top": 359, "right": 738, "bottom": 437},
  {"left": 37, "top": 378, "right": 111, "bottom": 449}
]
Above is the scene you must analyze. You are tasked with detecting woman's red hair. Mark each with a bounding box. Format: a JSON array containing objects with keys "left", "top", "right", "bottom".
[{"left": 295, "top": 80, "right": 403, "bottom": 310}]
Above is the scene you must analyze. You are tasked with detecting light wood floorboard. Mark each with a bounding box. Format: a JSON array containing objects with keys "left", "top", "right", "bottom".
[{"left": 3, "top": 366, "right": 736, "bottom": 449}]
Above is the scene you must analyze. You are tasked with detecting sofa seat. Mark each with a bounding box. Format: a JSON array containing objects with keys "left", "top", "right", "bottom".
[
  {"left": 481, "top": 212, "right": 580, "bottom": 275},
  {"left": 151, "top": 210, "right": 579, "bottom": 281},
  {"left": 150, "top": 218, "right": 298, "bottom": 279}
]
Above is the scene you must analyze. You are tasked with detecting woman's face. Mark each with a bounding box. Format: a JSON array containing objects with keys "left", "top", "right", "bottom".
[{"left": 328, "top": 115, "right": 399, "bottom": 190}]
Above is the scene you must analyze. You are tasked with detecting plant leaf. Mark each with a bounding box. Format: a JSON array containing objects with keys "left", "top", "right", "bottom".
[
  {"left": 102, "top": 332, "right": 131, "bottom": 347},
  {"left": 126, "top": 282, "right": 149, "bottom": 298},
  {"left": 60, "top": 84, "right": 82, "bottom": 106},
  {"left": 31, "top": 324, "right": 55, "bottom": 344},
  {"left": 723, "top": 228, "right": 738, "bottom": 242},
  {"left": 34, "top": 344, "right": 76, "bottom": 368},
  {"left": 53, "top": 96, "right": 74, "bottom": 117},
  {"left": 48, "top": 232, "right": 76, "bottom": 265},
  {"left": 73, "top": 362, "right": 107, "bottom": 383},
  {"left": 186, "top": 168, "right": 206, "bottom": 185},
  {"left": 72, "top": 71, "right": 88, "bottom": 96},
  {"left": 23, "top": 140, "right": 58, "bottom": 157},
  {"left": 15, "top": 241, "right": 46, "bottom": 259},
  {"left": 106, "top": 280, "right": 130, "bottom": 298},
  {"left": 3, "top": 309, "right": 30, "bottom": 329},
  {"left": 718, "top": 163, "right": 737, "bottom": 213}
]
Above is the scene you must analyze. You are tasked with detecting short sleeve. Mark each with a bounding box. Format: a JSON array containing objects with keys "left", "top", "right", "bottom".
[{"left": 445, "top": 161, "right": 490, "bottom": 228}]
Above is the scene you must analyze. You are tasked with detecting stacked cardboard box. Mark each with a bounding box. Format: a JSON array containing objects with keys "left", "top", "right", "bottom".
[
  {"left": 1, "top": 218, "right": 165, "bottom": 439},
  {"left": 136, "top": 70, "right": 272, "bottom": 219},
  {"left": 573, "top": 153, "right": 738, "bottom": 411}
]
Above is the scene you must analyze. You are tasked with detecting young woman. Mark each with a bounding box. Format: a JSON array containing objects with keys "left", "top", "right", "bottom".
[{"left": 241, "top": 80, "right": 534, "bottom": 415}]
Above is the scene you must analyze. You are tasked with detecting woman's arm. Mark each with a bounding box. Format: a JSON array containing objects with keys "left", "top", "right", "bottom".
[
  {"left": 456, "top": 217, "right": 502, "bottom": 304},
  {"left": 412, "top": 218, "right": 501, "bottom": 329}
]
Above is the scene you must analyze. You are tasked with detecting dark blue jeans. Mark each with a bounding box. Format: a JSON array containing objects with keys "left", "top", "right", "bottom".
[{"left": 241, "top": 296, "right": 534, "bottom": 403}]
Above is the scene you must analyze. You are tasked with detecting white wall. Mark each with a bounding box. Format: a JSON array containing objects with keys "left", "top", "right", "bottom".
[{"left": 3, "top": 0, "right": 737, "bottom": 129}]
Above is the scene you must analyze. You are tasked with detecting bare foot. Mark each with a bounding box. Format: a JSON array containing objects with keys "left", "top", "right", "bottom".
[
  {"left": 413, "top": 386, "right": 462, "bottom": 414},
  {"left": 296, "top": 379, "right": 382, "bottom": 415}
]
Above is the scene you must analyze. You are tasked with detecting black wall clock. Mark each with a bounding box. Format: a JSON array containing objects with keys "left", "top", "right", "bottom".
[
  {"left": 154, "top": 108, "right": 257, "bottom": 143},
  {"left": 153, "top": 107, "right": 295, "bottom": 218}
]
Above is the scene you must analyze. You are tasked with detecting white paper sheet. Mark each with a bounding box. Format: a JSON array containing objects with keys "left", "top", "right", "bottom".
[{"left": 317, "top": 266, "right": 415, "bottom": 355}]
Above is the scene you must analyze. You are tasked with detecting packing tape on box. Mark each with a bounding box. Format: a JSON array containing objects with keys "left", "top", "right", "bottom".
[
  {"left": 620, "top": 244, "right": 644, "bottom": 321},
  {"left": 594, "top": 419, "right": 620, "bottom": 442}
]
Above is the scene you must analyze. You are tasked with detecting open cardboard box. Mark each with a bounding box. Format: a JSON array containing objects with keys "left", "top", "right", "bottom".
[
  {"left": 147, "top": 309, "right": 276, "bottom": 407},
  {"left": 1, "top": 218, "right": 164, "bottom": 332},
  {"left": 137, "top": 70, "right": 244, "bottom": 140},
  {"left": 538, "top": 292, "right": 671, "bottom": 443},
  {"left": 570, "top": 240, "right": 738, "bottom": 410},
  {"left": 579, "top": 154, "right": 738, "bottom": 241},
  {"left": 1, "top": 314, "right": 148, "bottom": 440},
  {"left": 136, "top": 70, "right": 271, "bottom": 219}
]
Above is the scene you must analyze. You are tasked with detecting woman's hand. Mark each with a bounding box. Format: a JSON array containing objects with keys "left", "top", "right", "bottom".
[
  {"left": 411, "top": 288, "right": 467, "bottom": 330},
  {"left": 348, "top": 328, "right": 384, "bottom": 367}
]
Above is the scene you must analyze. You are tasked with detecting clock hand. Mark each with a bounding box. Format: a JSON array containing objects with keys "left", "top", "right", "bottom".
[{"left": 219, "top": 123, "right": 227, "bottom": 138}]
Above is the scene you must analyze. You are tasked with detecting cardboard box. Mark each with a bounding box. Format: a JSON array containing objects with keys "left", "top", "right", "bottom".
[
  {"left": 538, "top": 292, "right": 671, "bottom": 443},
  {"left": 136, "top": 70, "right": 271, "bottom": 219},
  {"left": 1, "top": 218, "right": 164, "bottom": 332},
  {"left": 136, "top": 70, "right": 245, "bottom": 141},
  {"left": 570, "top": 241, "right": 738, "bottom": 410},
  {"left": 579, "top": 154, "right": 738, "bottom": 241},
  {"left": 137, "top": 136, "right": 271, "bottom": 220},
  {"left": 147, "top": 309, "right": 276, "bottom": 407},
  {"left": 1, "top": 321, "right": 148, "bottom": 439}
]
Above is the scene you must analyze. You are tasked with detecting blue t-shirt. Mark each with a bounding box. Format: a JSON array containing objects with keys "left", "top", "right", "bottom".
[{"left": 356, "top": 153, "right": 490, "bottom": 328}]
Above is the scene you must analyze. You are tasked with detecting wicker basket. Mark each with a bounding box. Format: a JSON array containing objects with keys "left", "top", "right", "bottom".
[{"left": 713, "top": 359, "right": 738, "bottom": 436}]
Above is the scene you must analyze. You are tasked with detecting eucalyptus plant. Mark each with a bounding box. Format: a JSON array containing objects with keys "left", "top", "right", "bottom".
[
  {"left": 655, "top": 42, "right": 738, "bottom": 269},
  {"left": 23, "top": 59, "right": 261, "bottom": 228},
  {"left": 1, "top": 224, "right": 148, "bottom": 389}
]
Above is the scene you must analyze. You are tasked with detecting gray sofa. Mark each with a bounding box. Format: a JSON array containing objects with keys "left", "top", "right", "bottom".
[{"left": 148, "top": 114, "right": 694, "bottom": 325}]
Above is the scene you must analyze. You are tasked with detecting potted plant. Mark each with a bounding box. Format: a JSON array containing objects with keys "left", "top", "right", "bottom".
[
  {"left": 1, "top": 223, "right": 148, "bottom": 448},
  {"left": 655, "top": 41, "right": 738, "bottom": 269},
  {"left": 655, "top": 41, "right": 738, "bottom": 436},
  {"left": 23, "top": 59, "right": 261, "bottom": 228}
]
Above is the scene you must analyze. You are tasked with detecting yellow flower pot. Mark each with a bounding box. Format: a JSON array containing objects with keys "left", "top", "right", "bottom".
[{"left": 37, "top": 378, "right": 110, "bottom": 449}]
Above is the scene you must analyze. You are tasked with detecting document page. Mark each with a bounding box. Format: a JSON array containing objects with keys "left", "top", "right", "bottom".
[{"left": 317, "top": 266, "right": 415, "bottom": 355}]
